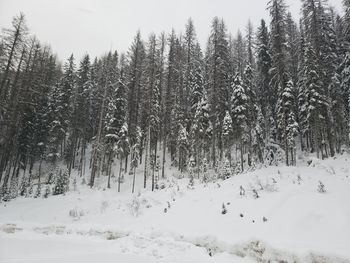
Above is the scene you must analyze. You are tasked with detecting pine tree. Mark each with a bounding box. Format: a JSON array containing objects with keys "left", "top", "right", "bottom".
[
  {"left": 285, "top": 12, "right": 300, "bottom": 87},
  {"left": 232, "top": 30, "right": 247, "bottom": 77},
  {"left": 190, "top": 92, "right": 212, "bottom": 177},
  {"left": 206, "top": 17, "right": 230, "bottom": 167},
  {"left": 222, "top": 111, "right": 233, "bottom": 163},
  {"left": 243, "top": 64, "right": 258, "bottom": 166},
  {"left": 74, "top": 54, "right": 92, "bottom": 177},
  {"left": 47, "top": 55, "right": 75, "bottom": 165},
  {"left": 116, "top": 122, "right": 129, "bottom": 192},
  {"left": 0, "top": 13, "right": 28, "bottom": 100},
  {"left": 231, "top": 75, "right": 248, "bottom": 172},
  {"left": 282, "top": 81, "right": 299, "bottom": 165},
  {"left": 252, "top": 107, "right": 265, "bottom": 163},
  {"left": 300, "top": 0, "right": 337, "bottom": 157},
  {"left": 127, "top": 31, "right": 146, "bottom": 148},
  {"left": 177, "top": 124, "right": 189, "bottom": 173},
  {"left": 268, "top": 0, "right": 294, "bottom": 165},
  {"left": 256, "top": 19, "right": 272, "bottom": 117},
  {"left": 53, "top": 169, "right": 69, "bottom": 195},
  {"left": 161, "top": 30, "right": 177, "bottom": 179},
  {"left": 340, "top": 52, "right": 350, "bottom": 144},
  {"left": 246, "top": 20, "right": 255, "bottom": 68},
  {"left": 344, "top": 0, "right": 350, "bottom": 47},
  {"left": 104, "top": 58, "right": 127, "bottom": 188},
  {"left": 184, "top": 18, "right": 198, "bottom": 124},
  {"left": 303, "top": 44, "right": 325, "bottom": 157},
  {"left": 131, "top": 127, "right": 141, "bottom": 194}
]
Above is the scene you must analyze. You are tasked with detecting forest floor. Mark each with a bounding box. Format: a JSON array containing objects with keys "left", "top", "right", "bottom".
[{"left": 1, "top": 154, "right": 350, "bottom": 263}]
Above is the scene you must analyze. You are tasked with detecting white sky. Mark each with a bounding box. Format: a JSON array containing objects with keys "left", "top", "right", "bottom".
[{"left": 0, "top": 0, "right": 344, "bottom": 61}]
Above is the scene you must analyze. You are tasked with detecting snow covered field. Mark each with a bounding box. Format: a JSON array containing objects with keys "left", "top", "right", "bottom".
[{"left": 1, "top": 155, "right": 350, "bottom": 263}]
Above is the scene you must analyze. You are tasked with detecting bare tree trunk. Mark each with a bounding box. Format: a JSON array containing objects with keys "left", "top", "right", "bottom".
[
  {"left": 161, "top": 137, "right": 166, "bottom": 179},
  {"left": 107, "top": 154, "right": 112, "bottom": 189},
  {"left": 90, "top": 80, "right": 108, "bottom": 187},
  {"left": 212, "top": 131, "right": 216, "bottom": 168},
  {"left": 152, "top": 140, "right": 157, "bottom": 191},
  {"left": 132, "top": 165, "right": 136, "bottom": 194},
  {"left": 240, "top": 138, "right": 244, "bottom": 172},
  {"left": 0, "top": 14, "right": 26, "bottom": 97},
  {"left": 144, "top": 126, "right": 150, "bottom": 189},
  {"left": 124, "top": 155, "right": 128, "bottom": 174},
  {"left": 285, "top": 139, "right": 289, "bottom": 166},
  {"left": 118, "top": 158, "right": 122, "bottom": 192}
]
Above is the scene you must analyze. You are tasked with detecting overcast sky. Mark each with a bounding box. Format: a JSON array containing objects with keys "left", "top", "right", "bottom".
[{"left": 0, "top": 0, "right": 344, "bottom": 61}]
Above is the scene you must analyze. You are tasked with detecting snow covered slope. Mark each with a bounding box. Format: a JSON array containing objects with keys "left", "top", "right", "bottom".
[{"left": 1, "top": 155, "right": 350, "bottom": 263}]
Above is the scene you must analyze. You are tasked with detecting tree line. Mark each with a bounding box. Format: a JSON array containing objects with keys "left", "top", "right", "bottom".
[{"left": 0, "top": 0, "right": 350, "bottom": 198}]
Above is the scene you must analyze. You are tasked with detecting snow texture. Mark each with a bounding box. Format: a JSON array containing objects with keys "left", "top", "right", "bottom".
[{"left": 1, "top": 155, "right": 350, "bottom": 263}]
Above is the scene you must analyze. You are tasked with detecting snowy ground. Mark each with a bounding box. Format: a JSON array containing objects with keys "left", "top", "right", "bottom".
[{"left": 1, "top": 155, "right": 350, "bottom": 263}]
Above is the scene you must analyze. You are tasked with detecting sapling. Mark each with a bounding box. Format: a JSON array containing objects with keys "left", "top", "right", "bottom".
[
  {"left": 27, "top": 184, "right": 33, "bottom": 197},
  {"left": 240, "top": 185, "right": 245, "bottom": 196},
  {"left": 43, "top": 185, "right": 51, "bottom": 198},
  {"left": 318, "top": 181, "right": 326, "bottom": 193},
  {"left": 73, "top": 178, "right": 77, "bottom": 191},
  {"left": 221, "top": 203, "right": 227, "bottom": 214},
  {"left": 252, "top": 189, "right": 259, "bottom": 199},
  {"left": 297, "top": 175, "right": 302, "bottom": 185},
  {"left": 34, "top": 183, "right": 41, "bottom": 198}
]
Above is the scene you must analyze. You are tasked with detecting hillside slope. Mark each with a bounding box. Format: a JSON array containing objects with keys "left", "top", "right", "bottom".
[{"left": 1, "top": 155, "right": 350, "bottom": 263}]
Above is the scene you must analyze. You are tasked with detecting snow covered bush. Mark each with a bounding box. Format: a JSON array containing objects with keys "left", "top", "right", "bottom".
[
  {"left": 219, "top": 158, "right": 231, "bottom": 180},
  {"left": 221, "top": 203, "right": 227, "bottom": 214},
  {"left": 100, "top": 201, "right": 108, "bottom": 213},
  {"left": 240, "top": 185, "right": 246, "bottom": 196},
  {"left": 69, "top": 207, "right": 84, "bottom": 220},
  {"left": 69, "top": 208, "right": 79, "bottom": 219},
  {"left": 34, "top": 182, "right": 41, "bottom": 198},
  {"left": 0, "top": 185, "right": 8, "bottom": 202},
  {"left": 19, "top": 176, "right": 29, "bottom": 197},
  {"left": 264, "top": 143, "right": 284, "bottom": 166},
  {"left": 27, "top": 183, "right": 33, "bottom": 197},
  {"left": 73, "top": 178, "right": 77, "bottom": 191},
  {"left": 53, "top": 169, "right": 69, "bottom": 195},
  {"left": 317, "top": 181, "right": 326, "bottom": 193},
  {"left": 264, "top": 181, "right": 278, "bottom": 192},
  {"left": 8, "top": 177, "right": 19, "bottom": 200},
  {"left": 43, "top": 185, "right": 51, "bottom": 198},
  {"left": 252, "top": 189, "right": 259, "bottom": 199},
  {"left": 201, "top": 157, "right": 210, "bottom": 182},
  {"left": 129, "top": 197, "right": 141, "bottom": 217},
  {"left": 297, "top": 174, "right": 302, "bottom": 185}
]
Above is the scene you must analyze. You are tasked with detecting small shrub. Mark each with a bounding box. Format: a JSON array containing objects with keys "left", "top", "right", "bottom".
[
  {"left": 100, "top": 201, "right": 108, "bottom": 213},
  {"left": 73, "top": 178, "right": 77, "bottom": 191},
  {"left": 252, "top": 189, "right": 259, "bottom": 199},
  {"left": 53, "top": 169, "right": 69, "bottom": 195},
  {"left": 221, "top": 203, "right": 227, "bottom": 214},
  {"left": 317, "top": 181, "right": 326, "bottom": 193},
  {"left": 129, "top": 197, "right": 141, "bottom": 217},
  {"left": 34, "top": 183, "right": 41, "bottom": 198},
  {"left": 240, "top": 185, "right": 245, "bottom": 196},
  {"left": 43, "top": 185, "right": 51, "bottom": 198},
  {"left": 297, "top": 175, "right": 302, "bottom": 185}
]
